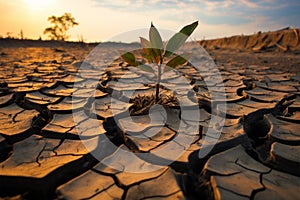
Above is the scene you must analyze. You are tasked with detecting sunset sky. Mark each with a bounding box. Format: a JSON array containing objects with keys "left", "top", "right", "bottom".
[{"left": 1, "top": 0, "right": 300, "bottom": 42}]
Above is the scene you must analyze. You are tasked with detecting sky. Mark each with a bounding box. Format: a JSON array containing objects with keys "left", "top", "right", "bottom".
[{"left": 0, "top": 0, "right": 300, "bottom": 42}]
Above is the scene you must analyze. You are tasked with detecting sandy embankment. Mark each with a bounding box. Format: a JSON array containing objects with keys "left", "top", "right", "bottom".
[{"left": 200, "top": 27, "right": 300, "bottom": 52}]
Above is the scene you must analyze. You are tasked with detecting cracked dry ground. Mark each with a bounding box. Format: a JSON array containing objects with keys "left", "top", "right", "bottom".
[{"left": 0, "top": 43, "right": 299, "bottom": 200}]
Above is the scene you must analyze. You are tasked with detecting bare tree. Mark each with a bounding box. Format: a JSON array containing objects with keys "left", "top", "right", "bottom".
[
  {"left": 44, "top": 13, "right": 79, "bottom": 41},
  {"left": 19, "top": 29, "right": 24, "bottom": 40}
]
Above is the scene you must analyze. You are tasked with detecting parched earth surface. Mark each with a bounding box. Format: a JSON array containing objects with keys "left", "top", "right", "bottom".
[{"left": 0, "top": 39, "right": 299, "bottom": 200}]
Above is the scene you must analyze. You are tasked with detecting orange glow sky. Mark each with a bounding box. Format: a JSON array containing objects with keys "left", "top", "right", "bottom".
[{"left": 1, "top": 0, "right": 299, "bottom": 42}]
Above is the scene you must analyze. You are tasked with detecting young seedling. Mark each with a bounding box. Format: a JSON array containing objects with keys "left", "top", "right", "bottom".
[{"left": 121, "top": 21, "right": 198, "bottom": 103}]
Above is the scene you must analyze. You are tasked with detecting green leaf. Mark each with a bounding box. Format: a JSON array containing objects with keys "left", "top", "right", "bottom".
[
  {"left": 180, "top": 21, "right": 198, "bottom": 36},
  {"left": 149, "top": 22, "right": 163, "bottom": 49},
  {"left": 140, "top": 36, "right": 161, "bottom": 64},
  {"left": 140, "top": 37, "right": 151, "bottom": 51},
  {"left": 149, "top": 22, "right": 163, "bottom": 64},
  {"left": 164, "top": 33, "right": 186, "bottom": 57},
  {"left": 121, "top": 52, "right": 138, "bottom": 67},
  {"left": 142, "top": 53, "right": 153, "bottom": 63},
  {"left": 138, "top": 64, "right": 154, "bottom": 73},
  {"left": 153, "top": 48, "right": 162, "bottom": 64},
  {"left": 140, "top": 37, "right": 153, "bottom": 63},
  {"left": 164, "top": 21, "right": 198, "bottom": 57},
  {"left": 165, "top": 54, "right": 189, "bottom": 71}
]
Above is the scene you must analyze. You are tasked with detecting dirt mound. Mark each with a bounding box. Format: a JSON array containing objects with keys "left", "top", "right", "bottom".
[{"left": 200, "top": 27, "right": 300, "bottom": 52}]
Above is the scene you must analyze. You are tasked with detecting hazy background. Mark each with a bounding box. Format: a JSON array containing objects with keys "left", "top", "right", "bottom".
[{"left": 1, "top": 0, "right": 300, "bottom": 42}]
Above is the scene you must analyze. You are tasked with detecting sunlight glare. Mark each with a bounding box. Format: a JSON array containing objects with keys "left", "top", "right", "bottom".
[{"left": 24, "top": 0, "right": 52, "bottom": 10}]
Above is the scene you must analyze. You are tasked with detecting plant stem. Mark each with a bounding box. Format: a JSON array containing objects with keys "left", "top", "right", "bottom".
[
  {"left": 155, "top": 63, "right": 161, "bottom": 103},
  {"left": 155, "top": 55, "right": 163, "bottom": 103}
]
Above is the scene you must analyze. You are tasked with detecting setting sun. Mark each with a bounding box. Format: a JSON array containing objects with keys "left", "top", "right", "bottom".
[{"left": 24, "top": 0, "right": 52, "bottom": 9}]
